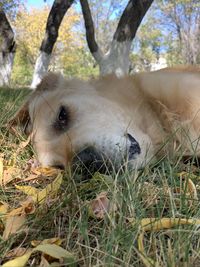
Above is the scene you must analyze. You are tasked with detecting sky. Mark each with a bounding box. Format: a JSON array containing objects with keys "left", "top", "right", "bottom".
[{"left": 26, "top": 0, "right": 53, "bottom": 8}]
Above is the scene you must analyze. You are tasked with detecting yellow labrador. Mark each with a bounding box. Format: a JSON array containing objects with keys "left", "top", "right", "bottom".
[{"left": 10, "top": 67, "right": 200, "bottom": 173}]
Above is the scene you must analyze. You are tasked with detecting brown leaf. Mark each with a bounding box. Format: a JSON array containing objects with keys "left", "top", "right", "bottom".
[
  {"left": 89, "top": 192, "right": 116, "bottom": 219},
  {"left": 1, "top": 166, "right": 22, "bottom": 186},
  {"left": 5, "top": 247, "right": 31, "bottom": 258},
  {"left": 16, "top": 136, "right": 31, "bottom": 153},
  {"left": 20, "top": 197, "right": 36, "bottom": 215}
]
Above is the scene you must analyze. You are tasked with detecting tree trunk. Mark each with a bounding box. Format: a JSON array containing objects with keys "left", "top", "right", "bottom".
[
  {"left": 31, "top": 0, "right": 74, "bottom": 89},
  {"left": 80, "top": 0, "right": 154, "bottom": 76},
  {"left": 0, "top": 9, "right": 16, "bottom": 87}
]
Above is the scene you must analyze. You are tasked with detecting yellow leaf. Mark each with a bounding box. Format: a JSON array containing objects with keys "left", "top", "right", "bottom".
[
  {"left": 0, "top": 158, "right": 3, "bottom": 185},
  {"left": 31, "top": 237, "right": 63, "bottom": 247},
  {"left": 140, "top": 217, "right": 200, "bottom": 231},
  {"left": 1, "top": 166, "right": 22, "bottom": 186},
  {"left": 2, "top": 251, "right": 32, "bottom": 267},
  {"left": 134, "top": 217, "right": 200, "bottom": 267},
  {"left": 33, "top": 166, "right": 60, "bottom": 177},
  {"left": 15, "top": 184, "right": 39, "bottom": 200},
  {"left": 35, "top": 172, "right": 63, "bottom": 204},
  {"left": 16, "top": 172, "right": 63, "bottom": 204},
  {"left": 2, "top": 214, "right": 26, "bottom": 240},
  {"left": 0, "top": 201, "right": 9, "bottom": 215},
  {"left": 2, "top": 244, "right": 74, "bottom": 266},
  {"left": 33, "top": 244, "right": 74, "bottom": 260}
]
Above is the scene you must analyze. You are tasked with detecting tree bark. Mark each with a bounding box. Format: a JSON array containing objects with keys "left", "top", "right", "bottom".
[
  {"left": 80, "top": 0, "right": 154, "bottom": 76},
  {"left": 0, "top": 9, "right": 16, "bottom": 86},
  {"left": 31, "top": 0, "right": 74, "bottom": 89}
]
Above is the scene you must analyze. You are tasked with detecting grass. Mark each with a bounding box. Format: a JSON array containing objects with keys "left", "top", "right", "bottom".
[{"left": 1, "top": 87, "right": 200, "bottom": 266}]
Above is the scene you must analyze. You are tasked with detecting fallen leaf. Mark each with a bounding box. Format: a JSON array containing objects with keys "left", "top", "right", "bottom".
[
  {"left": 22, "top": 174, "right": 41, "bottom": 182},
  {"left": 2, "top": 244, "right": 75, "bottom": 267},
  {"left": 2, "top": 200, "right": 35, "bottom": 240},
  {"left": 2, "top": 250, "right": 32, "bottom": 267},
  {"left": 0, "top": 158, "right": 3, "bottom": 185},
  {"left": 16, "top": 136, "right": 31, "bottom": 153},
  {"left": 34, "top": 244, "right": 74, "bottom": 260},
  {"left": 1, "top": 166, "right": 22, "bottom": 187},
  {"left": 36, "top": 172, "right": 63, "bottom": 203},
  {"left": 89, "top": 192, "right": 109, "bottom": 219},
  {"left": 132, "top": 217, "right": 200, "bottom": 267},
  {"left": 39, "top": 256, "right": 50, "bottom": 267},
  {"left": 178, "top": 172, "right": 198, "bottom": 200},
  {"left": 2, "top": 214, "right": 26, "bottom": 240},
  {"left": 140, "top": 217, "right": 200, "bottom": 231},
  {"left": 20, "top": 197, "right": 36, "bottom": 214},
  {"left": 16, "top": 172, "right": 63, "bottom": 204},
  {"left": 32, "top": 167, "right": 60, "bottom": 177},
  {"left": 0, "top": 201, "right": 9, "bottom": 229},
  {"left": 5, "top": 247, "right": 31, "bottom": 258},
  {"left": 0, "top": 201, "right": 9, "bottom": 215},
  {"left": 31, "top": 237, "right": 63, "bottom": 247},
  {"left": 15, "top": 184, "right": 39, "bottom": 199},
  {"left": 89, "top": 191, "right": 117, "bottom": 219}
]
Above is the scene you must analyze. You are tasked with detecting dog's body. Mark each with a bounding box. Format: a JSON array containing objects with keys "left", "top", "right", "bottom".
[{"left": 12, "top": 67, "right": 200, "bottom": 172}]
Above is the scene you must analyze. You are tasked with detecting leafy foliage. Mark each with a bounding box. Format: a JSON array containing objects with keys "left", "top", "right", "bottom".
[{"left": 0, "top": 0, "right": 21, "bottom": 17}]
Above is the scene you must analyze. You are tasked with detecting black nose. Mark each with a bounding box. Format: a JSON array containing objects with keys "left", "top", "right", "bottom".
[
  {"left": 127, "top": 133, "right": 141, "bottom": 160},
  {"left": 72, "top": 146, "right": 107, "bottom": 177}
]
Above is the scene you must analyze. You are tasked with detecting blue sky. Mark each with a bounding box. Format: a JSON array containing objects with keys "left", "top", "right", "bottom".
[{"left": 26, "top": 0, "right": 53, "bottom": 8}]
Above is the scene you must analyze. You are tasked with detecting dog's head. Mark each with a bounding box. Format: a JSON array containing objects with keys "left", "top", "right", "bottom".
[{"left": 10, "top": 73, "right": 154, "bottom": 174}]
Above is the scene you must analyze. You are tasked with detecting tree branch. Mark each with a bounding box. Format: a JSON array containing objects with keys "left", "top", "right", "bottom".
[
  {"left": 40, "top": 0, "right": 74, "bottom": 54},
  {"left": 80, "top": 0, "right": 103, "bottom": 62},
  {"left": 113, "top": 0, "right": 154, "bottom": 42}
]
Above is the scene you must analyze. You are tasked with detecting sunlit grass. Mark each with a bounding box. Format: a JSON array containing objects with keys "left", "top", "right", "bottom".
[{"left": 1, "top": 87, "right": 200, "bottom": 266}]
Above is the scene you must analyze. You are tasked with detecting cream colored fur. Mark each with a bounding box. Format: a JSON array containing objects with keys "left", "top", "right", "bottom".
[{"left": 10, "top": 67, "right": 200, "bottom": 169}]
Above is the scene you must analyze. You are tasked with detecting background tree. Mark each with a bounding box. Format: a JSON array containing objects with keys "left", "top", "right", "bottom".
[
  {"left": 31, "top": 0, "right": 75, "bottom": 88},
  {"left": 130, "top": 13, "right": 164, "bottom": 71},
  {"left": 80, "top": 0, "right": 154, "bottom": 76},
  {"left": 157, "top": 0, "right": 200, "bottom": 65},
  {"left": 85, "top": 0, "right": 127, "bottom": 53},
  {"left": 12, "top": 5, "right": 80, "bottom": 86},
  {"left": 0, "top": 9, "right": 16, "bottom": 86}
]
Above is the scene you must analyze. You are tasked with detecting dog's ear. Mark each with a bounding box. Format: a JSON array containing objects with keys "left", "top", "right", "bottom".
[
  {"left": 36, "top": 72, "right": 61, "bottom": 93},
  {"left": 8, "top": 101, "right": 30, "bottom": 134},
  {"left": 8, "top": 72, "right": 61, "bottom": 133}
]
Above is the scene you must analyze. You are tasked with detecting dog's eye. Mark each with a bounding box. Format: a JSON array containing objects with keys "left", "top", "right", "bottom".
[
  {"left": 54, "top": 106, "right": 69, "bottom": 131},
  {"left": 58, "top": 106, "right": 68, "bottom": 122}
]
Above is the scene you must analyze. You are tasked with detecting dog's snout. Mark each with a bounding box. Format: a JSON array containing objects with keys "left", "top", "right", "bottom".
[
  {"left": 127, "top": 133, "right": 141, "bottom": 160},
  {"left": 52, "top": 164, "right": 65, "bottom": 170},
  {"left": 73, "top": 146, "right": 107, "bottom": 176}
]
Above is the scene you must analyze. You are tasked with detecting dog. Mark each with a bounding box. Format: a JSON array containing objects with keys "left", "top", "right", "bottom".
[{"left": 10, "top": 67, "right": 200, "bottom": 174}]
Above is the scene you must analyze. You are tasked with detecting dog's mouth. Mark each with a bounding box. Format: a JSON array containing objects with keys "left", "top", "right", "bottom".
[{"left": 72, "top": 133, "right": 141, "bottom": 178}]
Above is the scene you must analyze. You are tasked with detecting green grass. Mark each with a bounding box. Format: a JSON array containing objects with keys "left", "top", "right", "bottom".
[{"left": 1, "top": 87, "right": 200, "bottom": 266}]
